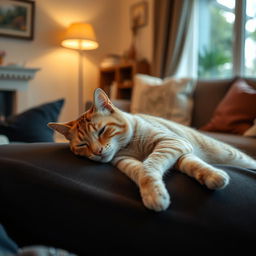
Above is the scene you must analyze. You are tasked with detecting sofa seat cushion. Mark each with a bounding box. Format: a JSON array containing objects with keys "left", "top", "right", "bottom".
[
  {"left": 0, "top": 143, "right": 256, "bottom": 254},
  {"left": 202, "top": 131, "right": 256, "bottom": 158}
]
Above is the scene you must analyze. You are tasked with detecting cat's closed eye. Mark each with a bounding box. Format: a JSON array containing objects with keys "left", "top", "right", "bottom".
[
  {"left": 77, "top": 142, "right": 88, "bottom": 147},
  {"left": 98, "top": 126, "right": 106, "bottom": 136}
]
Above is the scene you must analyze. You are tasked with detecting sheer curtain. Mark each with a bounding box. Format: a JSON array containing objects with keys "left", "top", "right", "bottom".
[{"left": 153, "top": 0, "right": 197, "bottom": 78}]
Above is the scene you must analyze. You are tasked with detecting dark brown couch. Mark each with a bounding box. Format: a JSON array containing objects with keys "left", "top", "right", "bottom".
[{"left": 0, "top": 78, "right": 256, "bottom": 255}]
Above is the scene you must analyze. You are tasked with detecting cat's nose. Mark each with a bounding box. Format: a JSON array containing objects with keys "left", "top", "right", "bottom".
[{"left": 94, "top": 147, "right": 103, "bottom": 156}]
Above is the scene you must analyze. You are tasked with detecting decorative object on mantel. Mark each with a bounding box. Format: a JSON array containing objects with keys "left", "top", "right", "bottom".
[
  {"left": 0, "top": 50, "right": 6, "bottom": 65},
  {"left": 125, "top": 1, "right": 148, "bottom": 60},
  {"left": 61, "top": 22, "right": 99, "bottom": 115},
  {"left": 4, "top": 62, "right": 26, "bottom": 68},
  {"left": 0, "top": 66, "right": 40, "bottom": 91},
  {"left": 0, "top": 0, "right": 35, "bottom": 40},
  {"left": 100, "top": 54, "right": 121, "bottom": 68}
]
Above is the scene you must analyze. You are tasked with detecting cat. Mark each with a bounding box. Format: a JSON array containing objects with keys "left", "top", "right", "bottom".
[{"left": 48, "top": 88, "right": 256, "bottom": 212}]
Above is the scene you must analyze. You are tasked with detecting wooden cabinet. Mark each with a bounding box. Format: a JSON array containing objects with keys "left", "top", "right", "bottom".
[{"left": 99, "top": 60, "right": 150, "bottom": 100}]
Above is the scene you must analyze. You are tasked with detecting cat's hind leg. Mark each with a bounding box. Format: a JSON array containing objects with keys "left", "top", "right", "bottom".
[{"left": 176, "top": 153, "right": 230, "bottom": 190}]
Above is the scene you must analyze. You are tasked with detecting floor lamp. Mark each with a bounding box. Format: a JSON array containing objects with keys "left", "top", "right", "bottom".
[{"left": 61, "top": 23, "right": 99, "bottom": 115}]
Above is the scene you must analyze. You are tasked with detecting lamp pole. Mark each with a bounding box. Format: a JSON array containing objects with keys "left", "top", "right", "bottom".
[
  {"left": 78, "top": 40, "right": 84, "bottom": 115},
  {"left": 61, "top": 23, "right": 99, "bottom": 116}
]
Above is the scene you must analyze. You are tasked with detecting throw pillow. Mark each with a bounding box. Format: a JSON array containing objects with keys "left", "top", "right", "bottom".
[
  {"left": 131, "top": 74, "right": 195, "bottom": 125},
  {"left": 0, "top": 99, "right": 64, "bottom": 142},
  {"left": 200, "top": 79, "right": 256, "bottom": 135}
]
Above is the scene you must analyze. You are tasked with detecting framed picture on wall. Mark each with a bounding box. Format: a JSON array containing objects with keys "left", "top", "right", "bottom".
[
  {"left": 0, "top": 0, "right": 35, "bottom": 40},
  {"left": 130, "top": 1, "right": 148, "bottom": 29}
]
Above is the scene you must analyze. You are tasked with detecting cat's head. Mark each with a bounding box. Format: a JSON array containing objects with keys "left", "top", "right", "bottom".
[{"left": 48, "top": 88, "right": 131, "bottom": 163}]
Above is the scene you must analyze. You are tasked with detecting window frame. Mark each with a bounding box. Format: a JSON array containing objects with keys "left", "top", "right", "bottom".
[
  {"left": 198, "top": 0, "right": 255, "bottom": 78},
  {"left": 233, "top": 0, "right": 246, "bottom": 76}
]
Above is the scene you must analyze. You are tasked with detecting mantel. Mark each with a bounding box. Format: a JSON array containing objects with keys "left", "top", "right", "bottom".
[{"left": 0, "top": 66, "right": 40, "bottom": 91}]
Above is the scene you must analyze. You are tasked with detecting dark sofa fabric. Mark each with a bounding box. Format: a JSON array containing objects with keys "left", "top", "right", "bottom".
[
  {"left": 0, "top": 143, "right": 256, "bottom": 255},
  {"left": 0, "top": 224, "right": 18, "bottom": 255},
  {"left": 0, "top": 223, "right": 77, "bottom": 256}
]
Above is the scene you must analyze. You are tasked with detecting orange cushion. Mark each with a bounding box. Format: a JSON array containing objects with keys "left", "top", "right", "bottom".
[{"left": 200, "top": 79, "right": 256, "bottom": 135}]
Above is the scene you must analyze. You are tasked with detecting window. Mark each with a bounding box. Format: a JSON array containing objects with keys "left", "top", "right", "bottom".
[
  {"left": 245, "top": 0, "right": 256, "bottom": 76},
  {"left": 198, "top": 0, "right": 256, "bottom": 78}
]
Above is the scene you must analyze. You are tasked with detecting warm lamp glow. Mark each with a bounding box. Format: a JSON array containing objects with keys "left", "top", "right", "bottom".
[
  {"left": 61, "top": 23, "right": 99, "bottom": 50},
  {"left": 61, "top": 23, "right": 98, "bottom": 115}
]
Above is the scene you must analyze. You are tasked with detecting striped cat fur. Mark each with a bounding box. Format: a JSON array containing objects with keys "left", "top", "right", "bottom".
[{"left": 48, "top": 88, "right": 256, "bottom": 211}]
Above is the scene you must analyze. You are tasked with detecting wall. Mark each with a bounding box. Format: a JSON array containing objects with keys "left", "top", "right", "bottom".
[
  {"left": 0, "top": 0, "right": 123, "bottom": 120},
  {"left": 0, "top": 0, "right": 154, "bottom": 130},
  {"left": 118, "top": 0, "right": 154, "bottom": 63}
]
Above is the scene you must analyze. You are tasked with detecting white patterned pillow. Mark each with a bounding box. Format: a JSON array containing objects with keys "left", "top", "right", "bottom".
[{"left": 131, "top": 74, "right": 196, "bottom": 126}]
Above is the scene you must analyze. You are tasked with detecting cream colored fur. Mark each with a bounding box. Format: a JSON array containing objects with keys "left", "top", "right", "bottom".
[{"left": 49, "top": 88, "right": 256, "bottom": 212}]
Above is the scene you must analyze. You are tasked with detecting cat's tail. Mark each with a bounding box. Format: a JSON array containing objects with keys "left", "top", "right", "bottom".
[
  {"left": 223, "top": 145, "right": 256, "bottom": 169},
  {"left": 200, "top": 134, "right": 256, "bottom": 169}
]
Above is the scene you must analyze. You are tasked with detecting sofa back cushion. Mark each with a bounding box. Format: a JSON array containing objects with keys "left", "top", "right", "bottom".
[{"left": 191, "top": 78, "right": 235, "bottom": 128}]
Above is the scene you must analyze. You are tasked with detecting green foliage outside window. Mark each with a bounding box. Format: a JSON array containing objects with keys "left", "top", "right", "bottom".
[
  {"left": 198, "top": 5, "right": 233, "bottom": 78},
  {"left": 198, "top": 47, "right": 230, "bottom": 77}
]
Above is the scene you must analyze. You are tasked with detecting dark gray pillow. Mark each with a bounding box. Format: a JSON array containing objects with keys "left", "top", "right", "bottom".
[{"left": 0, "top": 99, "right": 64, "bottom": 142}]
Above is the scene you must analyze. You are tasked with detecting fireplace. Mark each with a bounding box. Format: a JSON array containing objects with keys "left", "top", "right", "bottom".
[{"left": 0, "top": 66, "right": 40, "bottom": 120}]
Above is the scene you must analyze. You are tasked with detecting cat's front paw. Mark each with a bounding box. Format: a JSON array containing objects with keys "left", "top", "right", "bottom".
[
  {"left": 140, "top": 178, "right": 170, "bottom": 212},
  {"left": 204, "top": 169, "right": 230, "bottom": 190}
]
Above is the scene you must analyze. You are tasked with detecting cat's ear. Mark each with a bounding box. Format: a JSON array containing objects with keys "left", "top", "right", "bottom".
[
  {"left": 48, "top": 121, "right": 74, "bottom": 140},
  {"left": 93, "top": 88, "right": 114, "bottom": 113}
]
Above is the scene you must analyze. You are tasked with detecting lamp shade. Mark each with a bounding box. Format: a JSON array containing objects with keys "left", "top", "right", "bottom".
[{"left": 61, "top": 23, "right": 99, "bottom": 50}]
